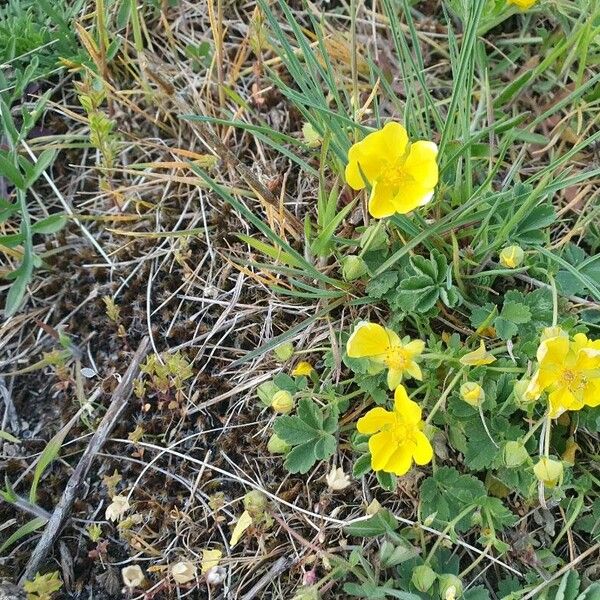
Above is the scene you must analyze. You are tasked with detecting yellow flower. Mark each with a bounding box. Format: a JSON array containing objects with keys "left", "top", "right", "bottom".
[
  {"left": 508, "top": 0, "right": 536, "bottom": 9},
  {"left": 533, "top": 457, "right": 563, "bottom": 487},
  {"left": 357, "top": 385, "right": 433, "bottom": 476},
  {"left": 526, "top": 331, "right": 600, "bottom": 418},
  {"left": 345, "top": 122, "right": 438, "bottom": 219},
  {"left": 347, "top": 321, "right": 425, "bottom": 390},
  {"left": 460, "top": 382, "right": 485, "bottom": 407},
  {"left": 291, "top": 361, "right": 314, "bottom": 377},
  {"left": 459, "top": 340, "right": 496, "bottom": 366},
  {"left": 499, "top": 245, "right": 524, "bottom": 268}
]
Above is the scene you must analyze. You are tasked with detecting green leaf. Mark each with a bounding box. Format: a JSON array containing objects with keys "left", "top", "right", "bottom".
[
  {"left": 420, "top": 467, "right": 485, "bottom": 532},
  {"left": 353, "top": 453, "right": 372, "bottom": 478},
  {"left": 25, "top": 149, "right": 57, "bottom": 187},
  {"left": 0, "top": 151, "right": 25, "bottom": 189},
  {"left": 284, "top": 441, "right": 318, "bottom": 474},
  {"left": 366, "top": 271, "right": 398, "bottom": 299},
  {"left": 0, "top": 516, "right": 47, "bottom": 554},
  {"left": 0, "top": 430, "right": 19, "bottom": 443},
  {"left": 500, "top": 301, "right": 532, "bottom": 324},
  {"left": 31, "top": 214, "right": 68, "bottom": 235},
  {"left": 344, "top": 509, "right": 399, "bottom": 538},
  {"left": 30, "top": 423, "right": 72, "bottom": 503},
  {"left": 273, "top": 398, "right": 338, "bottom": 474},
  {"left": 274, "top": 415, "right": 318, "bottom": 445}
]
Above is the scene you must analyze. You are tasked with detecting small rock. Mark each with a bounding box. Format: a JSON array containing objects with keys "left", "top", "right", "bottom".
[{"left": 0, "top": 580, "right": 26, "bottom": 600}]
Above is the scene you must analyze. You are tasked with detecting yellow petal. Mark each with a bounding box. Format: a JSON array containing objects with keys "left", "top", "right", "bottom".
[
  {"left": 384, "top": 444, "right": 413, "bottom": 475},
  {"left": 387, "top": 367, "right": 403, "bottom": 390},
  {"left": 405, "top": 361, "right": 423, "bottom": 381},
  {"left": 459, "top": 340, "right": 496, "bottom": 366},
  {"left": 369, "top": 430, "right": 397, "bottom": 471},
  {"left": 347, "top": 322, "right": 391, "bottom": 358},
  {"left": 393, "top": 181, "right": 434, "bottom": 214},
  {"left": 548, "top": 386, "right": 578, "bottom": 418},
  {"left": 404, "top": 339, "right": 425, "bottom": 357},
  {"left": 394, "top": 385, "right": 422, "bottom": 424},
  {"left": 369, "top": 180, "right": 399, "bottom": 218},
  {"left": 357, "top": 407, "right": 394, "bottom": 434},
  {"left": 413, "top": 431, "right": 434, "bottom": 465},
  {"left": 291, "top": 361, "right": 314, "bottom": 377},
  {"left": 575, "top": 347, "right": 600, "bottom": 371},
  {"left": 535, "top": 366, "right": 560, "bottom": 391},
  {"left": 538, "top": 336, "right": 569, "bottom": 366},
  {"left": 345, "top": 123, "right": 408, "bottom": 190},
  {"left": 583, "top": 379, "right": 600, "bottom": 408},
  {"left": 201, "top": 549, "right": 222, "bottom": 575},
  {"left": 229, "top": 510, "right": 252, "bottom": 547},
  {"left": 403, "top": 141, "right": 439, "bottom": 189},
  {"left": 508, "top": 0, "right": 536, "bottom": 9}
]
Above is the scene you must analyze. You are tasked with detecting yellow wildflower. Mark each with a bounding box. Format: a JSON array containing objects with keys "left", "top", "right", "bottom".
[
  {"left": 460, "top": 382, "right": 485, "bottom": 407},
  {"left": 345, "top": 122, "right": 438, "bottom": 218},
  {"left": 357, "top": 385, "right": 433, "bottom": 476},
  {"left": 499, "top": 245, "right": 524, "bottom": 268},
  {"left": 508, "top": 0, "right": 536, "bottom": 9},
  {"left": 526, "top": 330, "right": 600, "bottom": 418},
  {"left": 347, "top": 321, "right": 425, "bottom": 390},
  {"left": 459, "top": 340, "right": 496, "bottom": 366},
  {"left": 291, "top": 361, "right": 314, "bottom": 377}
]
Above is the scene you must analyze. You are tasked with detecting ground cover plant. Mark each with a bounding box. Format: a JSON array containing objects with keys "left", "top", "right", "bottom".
[{"left": 1, "top": 0, "right": 600, "bottom": 598}]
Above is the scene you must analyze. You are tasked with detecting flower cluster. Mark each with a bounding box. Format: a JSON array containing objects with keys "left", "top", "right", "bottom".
[{"left": 526, "top": 328, "right": 600, "bottom": 418}]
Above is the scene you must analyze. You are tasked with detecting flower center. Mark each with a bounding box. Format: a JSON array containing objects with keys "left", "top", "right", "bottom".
[
  {"left": 388, "top": 416, "right": 416, "bottom": 445},
  {"left": 384, "top": 347, "right": 408, "bottom": 371},
  {"left": 561, "top": 368, "right": 585, "bottom": 391},
  {"left": 382, "top": 164, "right": 414, "bottom": 188}
]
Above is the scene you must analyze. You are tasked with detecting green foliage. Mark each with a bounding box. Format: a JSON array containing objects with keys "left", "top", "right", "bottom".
[
  {"left": 273, "top": 398, "right": 339, "bottom": 474},
  {"left": 23, "top": 571, "right": 63, "bottom": 600}
]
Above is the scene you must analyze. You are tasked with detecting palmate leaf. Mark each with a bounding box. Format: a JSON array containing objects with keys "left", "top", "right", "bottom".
[{"left": 274, "top": 398, "right": 339, "bottom": 474}]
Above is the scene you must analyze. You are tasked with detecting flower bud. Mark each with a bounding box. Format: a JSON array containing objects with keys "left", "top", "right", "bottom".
[
  {"left": 503, "top": 441, "right": 529, "bottom": 468},
  {"left": 302, "top": 122, "right": 321, "bottom": 147},
  {"left": 499, "top": 245, "right": 524, "bottom": 269},
  {"left": 423, "top": 512, "right": 437, "bottom": 527},
  {"left": 513, "top": 378, "right": 535, "bottom": 407},
  {"left": 460, "top": 382, "right": 484, "bottom": 407},
  {"left": 267, "top": 433, "right": 291, "bottom": 454},
  {"left": 533, "top": 457, "right": 563, "bottom": 487},
  {"left": 271, "top": 390, "right": 294, "bottom": 414},
  {"left": 274, "top": 342, "right": 294, "bottom": 361},
  {"left": 341, "top": 255, "right": 368, "bottom": 281},
  {"left": 438, "top": 574, "right": 463, "bottom": 600},
  {"left": 411, "top": 565, "right": 437, "bottom": 593},
  {"left": 243, "top": 490, "right": 268, "bottom": 518}
]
